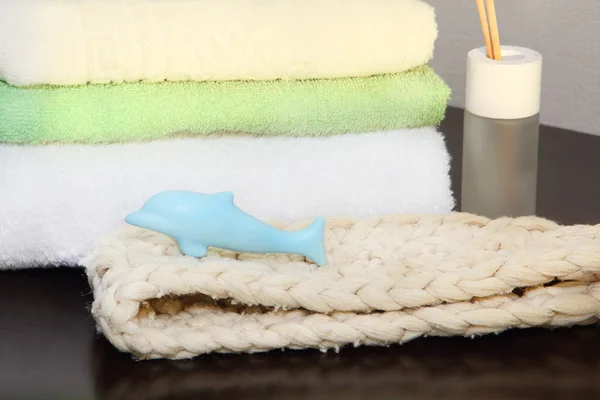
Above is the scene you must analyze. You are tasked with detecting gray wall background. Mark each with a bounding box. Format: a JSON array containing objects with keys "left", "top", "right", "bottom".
[{"left": 427, "top": 0, "right": 600, "bottom": 135}]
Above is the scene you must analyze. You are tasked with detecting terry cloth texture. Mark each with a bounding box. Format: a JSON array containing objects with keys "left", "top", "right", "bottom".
[
  {"left": 0, "top": 66, "right": 450, "bottom": 145},
  {"left": 0, "top": 128, "right": 454, "bottom": 268},
  {"left": 83, "top": 212, "right": 600, "bottom": 360},
  {"left": 0, "top": 0, "right": 437, "bottom": 86}
]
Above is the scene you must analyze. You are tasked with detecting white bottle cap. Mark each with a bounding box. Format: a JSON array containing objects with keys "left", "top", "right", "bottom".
[{"left": 465, "top": 46, "right": 542, "bottom": 120}]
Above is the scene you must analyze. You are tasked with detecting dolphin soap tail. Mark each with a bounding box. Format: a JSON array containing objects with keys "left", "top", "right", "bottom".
[{"left": 296, "top": 217, "right": 327, "bottom": 267}]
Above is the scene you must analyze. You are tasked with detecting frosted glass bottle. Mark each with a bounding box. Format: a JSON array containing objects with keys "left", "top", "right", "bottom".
[{"left": 461, "top": 46, "right": 543, "bottom": 219}]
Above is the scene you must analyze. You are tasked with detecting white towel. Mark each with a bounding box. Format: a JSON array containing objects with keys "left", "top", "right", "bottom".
[
  {"left": 0, "top": 128, "right": 455, "bottom": 269},
  {"left": 0, "top": 0, "right": 437, "bottom": 86}
]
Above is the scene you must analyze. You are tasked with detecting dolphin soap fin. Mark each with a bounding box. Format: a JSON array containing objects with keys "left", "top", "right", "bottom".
[
  {"left": 214, "top": 191, "right": 234, "bottom": 204},
  {"left": 298, "top": 217, "right": 327, "bottom": 266},
  {"left": 178, "top": 240, "right": 209, "bottom": 258}
]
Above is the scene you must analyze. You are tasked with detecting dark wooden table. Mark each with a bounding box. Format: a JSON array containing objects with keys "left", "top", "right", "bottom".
[{"left": 2, "top": 107, "right": 600, "bottom": 400}]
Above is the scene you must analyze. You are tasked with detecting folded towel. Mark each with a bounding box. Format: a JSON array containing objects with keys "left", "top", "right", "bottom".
[
  {"left": 0, "top": 66, "right": 449, "bottom": 145},
  {"left": 0, "top": 66, "right": 450, "bottom": 145},
  {"left": 83, "top": 213, "right": 600, "bottom": 359},
  {"left": 0, "top": 128, "right": 454, "bottom": 268},
  {"left": 0, "top": 0, "right": 437, "bottom": 86}
]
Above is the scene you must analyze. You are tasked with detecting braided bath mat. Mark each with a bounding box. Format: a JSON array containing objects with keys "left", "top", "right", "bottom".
[{"left": 83, "top": 213, "right": 600, "bottom": 360}]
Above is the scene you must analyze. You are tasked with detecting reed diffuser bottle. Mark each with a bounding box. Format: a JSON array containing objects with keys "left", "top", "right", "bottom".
[{"left": 461, "top": 1, "right": 543, "bottom": 218}]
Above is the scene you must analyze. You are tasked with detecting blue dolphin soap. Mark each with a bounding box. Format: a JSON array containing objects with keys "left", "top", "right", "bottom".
[{"left": 125, "top": 190, "right": 328, "bottom": 266}]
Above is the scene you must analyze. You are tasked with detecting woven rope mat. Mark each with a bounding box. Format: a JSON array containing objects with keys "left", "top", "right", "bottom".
[{"left": 83, "top": 213, "right": 600, "bottom": 360}]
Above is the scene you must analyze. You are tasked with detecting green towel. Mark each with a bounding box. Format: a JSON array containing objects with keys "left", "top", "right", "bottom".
[{"left": 0, "top": 66, "right": 450, "bottom": 145}]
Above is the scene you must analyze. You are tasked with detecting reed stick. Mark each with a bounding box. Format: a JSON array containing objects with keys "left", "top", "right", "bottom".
[
  {"left": 475, "top": 0, "right": 494, "bottom": 59},
  {"left": 485, "top": 0, "right": 502, "bottom": 60}
]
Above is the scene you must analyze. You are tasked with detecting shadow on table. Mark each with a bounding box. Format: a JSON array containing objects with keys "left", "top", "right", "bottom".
[{"left": 92, "top": 325, "right": 600, "bottom": 400}]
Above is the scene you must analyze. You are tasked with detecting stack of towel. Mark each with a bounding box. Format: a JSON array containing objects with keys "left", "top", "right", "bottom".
[{"left": 0, "top": 0, "right": 454, "bottom": 268}]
